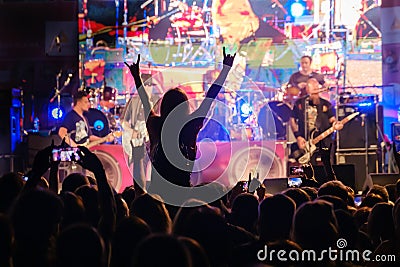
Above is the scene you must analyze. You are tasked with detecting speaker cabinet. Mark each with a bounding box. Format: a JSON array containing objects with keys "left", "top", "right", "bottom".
[
  {"left": 262, "top": 178, "right": 288, "bottom": 194},
  {"left": 336, "top": 152, "right": 378, "bottom": 192},
  {"left": 369, "top": 173, "right": 400, "bottom": 186},
  {"left": 89, "top": 145, "right": 132, "bottom": 193},
  {"left": 311, "top": 164, "right": 356, "bottom": 191},
  {"left": 337, "top": 104, "right": 382, "bottom": 150},
  {"left": 27, "top": 133, "right": 62, "bottom": 168},
  {"left": 0, "top": 89, "right": 22, "bottom": 176},
  {"left": 192, "top": 141, "right": 286, "bottom": 187}
]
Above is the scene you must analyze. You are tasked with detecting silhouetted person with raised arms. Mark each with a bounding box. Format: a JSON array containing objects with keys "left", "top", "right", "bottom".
[{"left": 124, "top": 48, "right": 235, "bottom": 204}]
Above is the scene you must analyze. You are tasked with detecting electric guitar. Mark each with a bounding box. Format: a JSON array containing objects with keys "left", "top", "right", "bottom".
[
  {"left": 297, "top": 112, "right": 360, "bottom": 164},
  {"left": 121, "top": 120, "right": 149, "bottom": 164},
  {"left": 84, "top": 132, "right": 114, "bottom": 149}
]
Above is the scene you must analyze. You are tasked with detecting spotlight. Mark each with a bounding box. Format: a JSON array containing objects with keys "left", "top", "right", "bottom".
[
  {"left": 290, "top": 2, "right": 306, "bottom": 18},
  {"left": 51, "top": 107, "right": 64, "bottom": 120}
]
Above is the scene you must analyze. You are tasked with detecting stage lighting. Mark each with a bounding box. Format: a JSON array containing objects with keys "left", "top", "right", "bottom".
[
  {"left": 239, "top": 102, "right": 252, "bottom": 123},
  {"left": 50, "top": 107, "right": 64, "bottom": 120},
  {"left": 290, "top": 1, "right": 306, "bottom": 18}
]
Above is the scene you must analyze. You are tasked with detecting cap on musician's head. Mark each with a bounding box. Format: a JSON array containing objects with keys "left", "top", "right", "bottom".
[{"left": 141, "top": 73, "right": 153, "bottom": 86}]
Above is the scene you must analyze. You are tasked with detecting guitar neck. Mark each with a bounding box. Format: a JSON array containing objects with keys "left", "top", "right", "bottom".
[
  {"left": 86, "top": 135, "right": 109, "bottom": 149},
  {"left": 311, "top": 114, "right": 356, "bottom": 145}
]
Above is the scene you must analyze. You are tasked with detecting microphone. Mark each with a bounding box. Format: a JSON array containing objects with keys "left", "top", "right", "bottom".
[{"left": 64, "top": 73, "right": 73, "bottom": 87}]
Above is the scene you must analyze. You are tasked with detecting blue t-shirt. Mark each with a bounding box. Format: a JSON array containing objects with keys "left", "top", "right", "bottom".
[{"left": 60, "top": 110, "right": 92, "bottom": 145}]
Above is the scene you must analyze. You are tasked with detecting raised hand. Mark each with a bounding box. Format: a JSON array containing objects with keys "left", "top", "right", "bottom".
[
  {"left": 76, "top": 146, "right": 104, "bottom": 175},
  {"left": 124, "top": 54, "right": 141, "bottom": 78},
  {"left": 222, "top": 47, "right": 236, "bottom": 68}
]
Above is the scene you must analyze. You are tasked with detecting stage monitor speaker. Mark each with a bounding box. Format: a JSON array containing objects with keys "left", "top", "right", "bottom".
[
  {"left": 0, "top": 89, "right": 22, "bottom": 176},
  {"left": 363, "top": 173, "right": 400, "bottom": 190},
  {"left": 311, "top": 164, "right": 356, "bottom": 191},
  {"left": 337, "top": 152, "right": 378, "bottom": 192},
  {"left": 263, "top": 178, "right": 288, "bottom": 194},
  {"left": 337, "top": 104, "right": 382, "bottom": 149},
  {"left": 27, "top": 133, "right": 62, "bottom": 168}
]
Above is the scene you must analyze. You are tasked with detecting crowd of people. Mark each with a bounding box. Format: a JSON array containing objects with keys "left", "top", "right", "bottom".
[{"left": 1, "top": 134, "right": 400, "bottom": 267}]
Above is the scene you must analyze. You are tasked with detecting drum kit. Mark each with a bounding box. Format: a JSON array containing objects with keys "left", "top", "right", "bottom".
[
  {"left": 214, "top": 82, "right": 300, "bottom": 142},
  {"left": 84, "top": 85, "right": 124, "bottom": 143}
]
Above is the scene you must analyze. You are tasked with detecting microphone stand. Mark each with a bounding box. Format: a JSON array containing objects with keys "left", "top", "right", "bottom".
[{"left": 50, "top": 71, "right": 72, "bottom": 127}]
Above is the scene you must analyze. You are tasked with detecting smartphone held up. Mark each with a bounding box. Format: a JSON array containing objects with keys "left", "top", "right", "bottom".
[{"left": 52, "top": 147, "right": 80, "bottom": 162}]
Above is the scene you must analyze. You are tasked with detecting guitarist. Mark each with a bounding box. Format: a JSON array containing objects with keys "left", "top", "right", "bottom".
[
  {"left": 58, "top": 91, "right": 114, "bottom": 147},
  {"left": 290, "top": 78, "right": 343, "bottom": 165},
  {"left": 121, "top": 73, "right": 159, "bottom": 195}
]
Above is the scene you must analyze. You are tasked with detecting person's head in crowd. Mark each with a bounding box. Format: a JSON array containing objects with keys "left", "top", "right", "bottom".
[
  {"left": 228, "top": 192, "right": 259, "bottom": 234},
  {"left": 367, "top": 185, "right": 389, "bottom": 203},
  {"left": 384, "top": 183, "right": 397, "bottom": 203},
  {"left": 174, "top": 204, "right": 230, "bottom": 267},
  {"left": 130, "top": 193, "right": 172, "bottom": 233},
  {"left": 121, "top": 185, "right": 136, "bottom": 209},
  {"left": 353, "top": 206, "right": 371, "bottom": 230},
  {"left": 292, "top": 199, "right": 338, "bottom": 251},
  {"left": 300, "top": 186, "right": 318, "bottom": 200},
  {"left": 160, "top": 87, "right": 190, "bottom": 121},
  {"left": 59, "top": 191, "right": 86, "bottom": 231},
  {"left": 193, "top": 182, "right": 229, "bottom": 216},
  {"left": 132, "top": 233, "right": 191, "bottom": 267},
  {"left": 318, "top": 180, "right": 349, "bottom": 203},
  {"left": 61, "top": 172, "right": 90, "bottom": 194},
  {"left": 258, "top": 193, "right": 296, "bottom": 242},
  {"left": 367, "top": 202, "right": 395, "bottom": 248},
  {"left": 393, "top": 198, "right": 400, "bottom": 239},
  {"left": 282, "top": 187, "right": 311, "bottom": 209},
  {"left": 359, "top": 193, "right": 385, "bottom": 208},
  {"left": 56, "top": 224, "right": 105, "bottom": 267},
  {"left": 0, "top": 214, "right": 13, "bottom": 266},
  {"left": 0, "top": 172, "right": 25, "bottom": 214},
  {"left": 10, "top": 189, "right": 63, "bottom": 267},
  {"left": 317, "top": 195, "right": 348, "bottom": 212},
  {"left": 11, "top": 188, "right": 63, "bottom": 243},
  {"left": 75, "top": 184, "right": 100, "bottom": 227},
  {"left": 110, "top": 216, "right": 151, "bottom": 267},
  {"left": 172, "top": 199, "right": 216, "bottom": 236},
  {"left": 395, "top": 178, "right": 400, "bottom": 200},
  {"left": 179, "top": 236, "right": 211, "bottom": 267},
  {"left": 115, "top": 194, "right": 129, "bottom": 224},
  {"left": 334, "top": 209, "right": 359, "bottom": 249}
]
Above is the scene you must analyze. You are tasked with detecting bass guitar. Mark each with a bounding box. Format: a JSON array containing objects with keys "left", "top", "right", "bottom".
[
  {"left": 298, "top": 112, "right": 360, "bottom": 164},
  {"left": 84, "top": 132, "right": 114, "bottom": 149}
]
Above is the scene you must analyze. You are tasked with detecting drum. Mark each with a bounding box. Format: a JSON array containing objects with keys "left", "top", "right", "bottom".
[
  {"left": 86, "top": 108, "right": 110, "bottom": 137},
  {"left": 100, "top": 86, "right": 116, "bottom": 109},
  {"left": 258, "top": 101, "right": 292, "bottom": 140}
]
